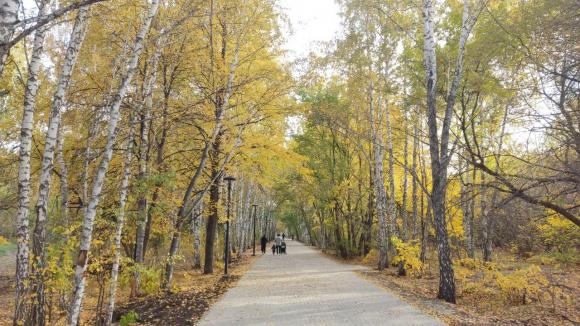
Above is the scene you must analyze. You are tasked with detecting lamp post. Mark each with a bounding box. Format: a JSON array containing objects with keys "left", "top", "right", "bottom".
[
  {"left": 223, "top": 176, "right": 236, "bottom": 276},
  {"left": 252, "top": 204, "right": 257, "bottom": 256}
]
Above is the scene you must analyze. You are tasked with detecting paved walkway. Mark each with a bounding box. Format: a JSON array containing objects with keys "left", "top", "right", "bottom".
[{"left": 198, "top": 240, "right": 444, "bottom": 325}]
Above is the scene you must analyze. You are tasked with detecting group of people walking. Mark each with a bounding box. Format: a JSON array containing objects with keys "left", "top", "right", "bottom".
[{"left": 260, "top": 233, "right": 288, "bottom": 255}]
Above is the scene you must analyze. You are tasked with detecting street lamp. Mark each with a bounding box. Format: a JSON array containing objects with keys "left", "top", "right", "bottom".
[
  {"left": 251, "top": 204, "right": 257, "bottom": 256},
  {"left": 223, "top": 176, "right": 236, "bottom": 276}
]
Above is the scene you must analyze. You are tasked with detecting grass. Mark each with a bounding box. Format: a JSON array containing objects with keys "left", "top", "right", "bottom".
[{"left": 0, "top": 243, "right": 16, "bottom": 257}]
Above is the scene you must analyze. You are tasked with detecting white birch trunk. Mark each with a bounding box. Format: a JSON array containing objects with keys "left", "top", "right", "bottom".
[
  {"left": 422, "top": 0, "right": 474, "bottom": 303},
  {"left": 401, "top": 113, "right": 409, "bottom": 241},
  {"left": 192, "top": 202, "right": 204, "bottom": 269},
  {"left": 0, "top": 0, "right": 19, "bottom": 77},
  {"left": 105, "top": 114, "right": 136, "bottom": 326},
  {"left": 56, "top": 125, "right": 69, "bottom": 227},
  {"left": 31, "top": 7, "right": 90, "bottom": 324},
  {"left": 14, "top": 1, "right": 48, "bottom": 323},
  {"left": 69, "top": 1, "right": 159, "bottom": 323},
  {"left": 386, "top": 102, "right": 397, "bottom": 240},
  {"left": 369, "top": 81, "right": 389, "bottom": 270}
]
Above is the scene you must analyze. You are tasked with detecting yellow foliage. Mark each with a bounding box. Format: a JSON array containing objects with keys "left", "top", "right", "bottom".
[
  {"left": 456, "top": 258, "right": 497, "bottom": 271},
  {"left": 391, "top": 237, "right": 423, "bottom": 277},
  {"left": 495, "top": 265, "right": 548, "bottom": 304},
  {"left": 0, "top": 236, "right": 8, "bottom": 246},
  {"left": 537, "top": 216, "right": 580, "bottom": 252},
  {"left": 362, "top": 249, "right": 378, "bottom": 265}
]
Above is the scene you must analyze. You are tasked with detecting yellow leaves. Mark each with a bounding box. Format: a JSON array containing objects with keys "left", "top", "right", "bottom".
[
  {"left": 391, "top": 237, "right": 424, "bottom": 277},
  {"left": 455, "top": 256, "right": 549, "bottom": 306},
  {"left": 495, "top": 266, "right": 548, "bottom": 304},
  {"left": 362, "top": 249, "right": 378, "bottom": 265},
  {"left": 537, "top": 215, "right": 580, "bottom": 251}
]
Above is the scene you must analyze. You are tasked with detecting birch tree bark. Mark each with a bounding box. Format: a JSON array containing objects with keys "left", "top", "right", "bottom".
[
  {"left": 105, "top": 114, "right": 136, "bottom": 326},
  {"left": 56, "top": 125, "right": 69, "bottom": 228},
  {"left": 14, "top": 1, "right": 49, "bottom": 323},
  {"left": 0, "top": 0, "right": 19, "bottom": 77},
  {"left": 401, "top": 113, "right": 409, "bottom": 241},
  {"left": 386, "top": 99, "right": 397, "bottom": 241},
  {"left": 369, "top": 81, "right": 389, "bottom": 270},
  {"left": 192, "top": 202, "right": 204, "bottom": 269},
  {"left": 421, "top": 0, "right": 475, "bottom": 303},
  {"left": 30, "top": 7, "right": 90, "bottom": 324},
  {"left": 69, "top": 1, "right": 159, "bottom": 323}
]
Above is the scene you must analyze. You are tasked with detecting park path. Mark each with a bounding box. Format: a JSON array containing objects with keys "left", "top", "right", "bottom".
[{"left": 198, "top": 240, "right": 444, "bottom": 325}]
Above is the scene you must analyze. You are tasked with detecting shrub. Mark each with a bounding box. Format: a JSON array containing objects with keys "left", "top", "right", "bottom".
[
  {"left": 537, "top": 216, "right": 580, "bottom": 253},
  {"left": 120, "top": 311, "right": 139, "bottom": 326},
  {"left": 391, "top": 237, "right": 423, "bottom": 277},
  {"left": 362, "top": 249, "right": 378, "bottom": 265},
  {"left": 495, "top": 265, "right": 547, "bottom": 304},
  {"left": 140, "top": 266, "right": 162, "bottom": 295},
  {"left": 455, "top": 259, "right": 497, "bottom": 298}
]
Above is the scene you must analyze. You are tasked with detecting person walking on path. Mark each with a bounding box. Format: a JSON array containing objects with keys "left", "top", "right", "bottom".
[
  {"left": 275, "top": 234, "right": 282, "bottom": 254},
  {"left": 282, "top": 233, "right": 285, "bottom": 241},
  {"left": 260, "top": 235, "right": 267, "bottom": 254}
]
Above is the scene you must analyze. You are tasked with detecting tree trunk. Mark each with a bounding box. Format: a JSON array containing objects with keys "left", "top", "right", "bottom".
[
  {"left": 69, "top": 2, "right": 159, "bottom": 323},
  {"left": 56, "top": 125, "right": 69, "bottom": 229},
  {"left": 163, "top": 229, "right": 181, "bottom": 289},
  {"left": 202, "top": 22, "right": 239, "bottom": 273},
  {"left": 386, "top": 98, "right": 397, "bottom": 243},
  {"left": 401, "top": 113, "right": 409, "bottom": 241},
  {"left": 204, "top": 165, "right": 221, "bottom": 274},
  {"left": 422, "top": 0, "right": 474, "bottom": 303},
  {"left": 192, "top": 203, "right": 203, "bottom": 269},
  {"left": 0, "top": 0, "right": 19, "bottom": 77},
  {"left": 105, "top": 114, "right": 136, "bottom": 326},
  {"left": 369, "top": 81, "right": 389, "bottom": 270},
  {"left": 31, "top": 5, "right": 89, "bottom": 325},
  {"left": 14, "top": 1, "right": 48, "bottom": 323}
]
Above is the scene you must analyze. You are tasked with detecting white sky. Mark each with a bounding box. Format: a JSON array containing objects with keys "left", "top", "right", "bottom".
[{"left": 278, "top": 0, "right": 341, "bottom": 62}]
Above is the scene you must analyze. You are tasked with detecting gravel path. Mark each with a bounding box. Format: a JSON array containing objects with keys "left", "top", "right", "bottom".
[{"left": 198, "top": 240, "right": 444, "bottom": 325}]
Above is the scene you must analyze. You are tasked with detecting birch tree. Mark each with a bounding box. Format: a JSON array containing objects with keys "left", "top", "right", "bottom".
[
  {"left": 104, "top": 114, "right": 136, "bottom": 326},
  {"left": 370, "top": 82, "right": 389, "bottom": 270},
  {"left": 13, "top": 1, "right": 49, "bottom": 323},
  {"left": 0, "top": 0, "right": 19, "bottom": 77},
  {"left": 31, "top": 7, "right": 91, "bottom": 324},
  {"left": 69, "top": 1, "right": 160, "bottom": 322},
  {"left": 421, "top": 0, "right": 477, "bottom": 303}
]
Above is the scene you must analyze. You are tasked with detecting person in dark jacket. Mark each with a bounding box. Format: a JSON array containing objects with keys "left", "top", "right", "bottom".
[{"left": 260, "top": 235, "right": 268, "bottom": 254}]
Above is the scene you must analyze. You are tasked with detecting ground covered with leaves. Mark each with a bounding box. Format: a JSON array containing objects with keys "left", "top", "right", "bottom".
[
  {"left": 111, "top": 253, "right": 258, "bottom": 325},
  {"left": 354, "top": 250, "right": 579, "bottom": 325},
  {"left": 0, "top": 245, "right": 258, "bottom": 325}
]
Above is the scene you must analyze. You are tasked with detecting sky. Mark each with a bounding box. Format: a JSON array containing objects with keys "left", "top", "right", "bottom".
[{"left": 278, "top": 0, "right": 342, "bottom": 62}]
